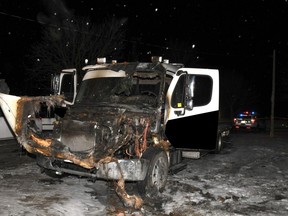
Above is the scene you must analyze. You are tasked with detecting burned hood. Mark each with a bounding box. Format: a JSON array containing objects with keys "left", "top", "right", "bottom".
[{"left": 56, "top": 104, "right": 159, "bottom": 159}]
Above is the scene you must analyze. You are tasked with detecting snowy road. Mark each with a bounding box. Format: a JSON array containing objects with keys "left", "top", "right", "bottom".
[{"left": 0, "top": 130, "right": 288, "bottom": 216}]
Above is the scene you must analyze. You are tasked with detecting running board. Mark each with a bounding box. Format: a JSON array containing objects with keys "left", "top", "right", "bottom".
[{"left": 182, "top": 151, "right": 201, "bottom": 159}]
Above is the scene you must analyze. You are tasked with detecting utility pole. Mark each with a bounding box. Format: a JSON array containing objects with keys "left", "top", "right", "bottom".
[{"left": 270, "top": 49, "right": 276, "bottom": 137}]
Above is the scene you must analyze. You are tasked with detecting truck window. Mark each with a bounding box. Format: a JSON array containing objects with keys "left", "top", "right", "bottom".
[
  {"left": 193, "top": 75, "right": 212, "bottom": 107},
  {"left": 171, "top": 74, "right": 212, "bottom": 108},
  {"left": 171, "top": 75, "right": 186, "bottom": 108},
  {"left": 61, "top": 74, "right": 75, "bottom": 102}
]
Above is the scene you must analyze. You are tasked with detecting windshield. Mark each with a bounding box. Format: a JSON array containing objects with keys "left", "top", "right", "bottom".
[{"left": 75, "top": 72, "right": 162, "bottom": 108}]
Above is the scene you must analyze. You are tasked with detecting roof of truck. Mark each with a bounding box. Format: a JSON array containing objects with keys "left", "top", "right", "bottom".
[{"left": 82, "top": 61, "right": 182, "bottom": 76}]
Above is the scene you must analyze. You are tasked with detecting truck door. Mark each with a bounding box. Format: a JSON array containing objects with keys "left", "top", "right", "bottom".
[
  {"left": 164, "top": 68, "right": 219, "bottom": 150},
  {"left": 52, "top": 69, "right": 77, "bottom": 105}
]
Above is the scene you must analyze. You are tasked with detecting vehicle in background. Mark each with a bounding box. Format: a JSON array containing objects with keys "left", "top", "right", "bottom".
[
  {"left": 233, "top": 111, "right": 266, "bottom": 131},
  {"left": 0, "top": 79, "right": 57, "bottom": 137},
  {"left": 0, "top": 109, "right": 14, "bottom": 140},
  {"left": 0, "top": 79, "right": 14, "bottom": 140}
]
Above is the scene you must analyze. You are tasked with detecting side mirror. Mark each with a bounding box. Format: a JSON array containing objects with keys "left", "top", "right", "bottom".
[
  {"left": 185, "top": 75, "right": 194, "bottom": 110},
  {"left": 51, "top": 74, "right": 60, "bottom": 95}
]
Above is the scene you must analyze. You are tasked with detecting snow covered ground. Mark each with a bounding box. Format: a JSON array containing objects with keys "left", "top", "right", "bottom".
[{"left": 0, "top": 130, "right": 287, "bottom": 216}]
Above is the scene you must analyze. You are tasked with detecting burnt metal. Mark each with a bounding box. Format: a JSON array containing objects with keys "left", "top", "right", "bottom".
[{"left": 11, "top": 62, "right": 172, "bottom": 209}]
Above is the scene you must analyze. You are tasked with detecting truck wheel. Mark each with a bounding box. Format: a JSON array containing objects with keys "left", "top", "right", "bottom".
[
  {"left": 137, "top": 148, "right": 169, "bottom": 197},
  {"left": 214, "top": 133, "right": 223, "bottom": 154}
]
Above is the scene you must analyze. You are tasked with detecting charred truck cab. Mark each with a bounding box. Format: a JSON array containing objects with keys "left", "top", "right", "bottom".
[{"left": 0, "top": 58, "right": 230, "bottom": 209}]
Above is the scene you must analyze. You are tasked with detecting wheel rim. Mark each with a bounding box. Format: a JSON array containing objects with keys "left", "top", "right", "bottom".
[{"left": 151, "top": 156, "right": 167, "bottom": 190}]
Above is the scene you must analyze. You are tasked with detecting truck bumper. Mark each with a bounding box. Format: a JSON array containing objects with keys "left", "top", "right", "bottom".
[
  {"left": 96, "top": 159, "right": 149, "bottom": 181},
  {"left": 37, "top": 156, "right": 149, "bottom": 181}
]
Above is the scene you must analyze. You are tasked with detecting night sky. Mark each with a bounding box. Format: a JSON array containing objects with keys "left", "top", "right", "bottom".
[{"left": 1, "top": 0, "right": 288, "bottom": 116}]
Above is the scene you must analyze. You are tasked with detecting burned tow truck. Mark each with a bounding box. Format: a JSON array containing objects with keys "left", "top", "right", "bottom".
[{"left": 0, "top": 59, "right": 230, "bottom": 209}]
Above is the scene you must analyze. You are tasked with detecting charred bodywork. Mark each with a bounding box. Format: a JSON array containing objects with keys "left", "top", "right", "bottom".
[
  {"left": 0, "top": 61, "right": 228, "bottom": 209},
  {"left": 43, "top": 62, "right": 169, "bottom": 173},
  {"left": 1, "top": 62, "right": 173, "bottom": 209}
]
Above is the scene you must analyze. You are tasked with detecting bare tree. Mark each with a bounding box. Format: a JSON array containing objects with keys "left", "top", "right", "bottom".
[
  {"left": 24, "top": 16, "right": 127, "bottom": 95},
  {"left": 219, "top": 69, "right": 247, "bottom": 119},
  {"left": 164, "top": 38, "right": 197, "bottom": 66}
]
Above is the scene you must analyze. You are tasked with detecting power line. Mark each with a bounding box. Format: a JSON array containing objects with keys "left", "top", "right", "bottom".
[
  {"left": 0, "top": 11, "right": 40, "bottom": 24},
  {"left": 0, "top": 10, "right": 269, "bottom": 59},
  {"left": 0, "top": 10, "right": 195, "bottom": 53}
]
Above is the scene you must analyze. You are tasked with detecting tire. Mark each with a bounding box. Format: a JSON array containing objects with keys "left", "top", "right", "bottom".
[
  {"left": 137, "top": 148, "right": 169, "bottom": 197},
  {"left": 214, "top": 133, "right": 223, "bottom": 154}
]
